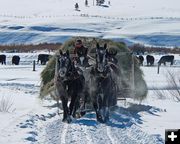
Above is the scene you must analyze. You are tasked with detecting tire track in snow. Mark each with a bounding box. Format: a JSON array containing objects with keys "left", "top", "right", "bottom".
[
  {"left": 87, "top": 123, "right": 114, "bottom": 144},
  {"left": 84, "top": 126, "right": 93, "bottom": 144},
  {"left": 106, "top": 126, "right": 115, "bottom": 144},
  {"left": 65, "top": 122, "right": 88, "bottom": 144},
  {"left": 41, "top": 120, "right": 61, "bottom": 144},
  {"left": 38, "top": 111, "right": 164, "bottom": 144},
  {"left": 105, "top": 124, "right": 163, "bottom": 144},
  {"left": 60, "top": 123, "right": 68, "bottom": 144},
  {"left": 39, "top": 118, "right": 66, "bottom": 144},
  {"left": 40, "top": 117, "right": 90, "bottom": 144},
  {"left": 40, "top": 118, "right": 164, "bottom": 144}
]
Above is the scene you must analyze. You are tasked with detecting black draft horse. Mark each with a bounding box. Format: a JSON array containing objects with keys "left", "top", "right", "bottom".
[
  {"left": 89, "top": 43, "right": 114, "bottom": 123},
  {"left": 55, "top": 50, "right": 85, "bottom": 123}
]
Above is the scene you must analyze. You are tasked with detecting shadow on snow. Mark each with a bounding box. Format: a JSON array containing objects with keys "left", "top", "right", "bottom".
[{"left": 73, "top": 103, "right": 161, "bottom": 129}]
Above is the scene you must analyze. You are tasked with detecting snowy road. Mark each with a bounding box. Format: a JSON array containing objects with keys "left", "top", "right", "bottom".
[{"left": 38, "top": 107, "right": 163, "bottom": 144}]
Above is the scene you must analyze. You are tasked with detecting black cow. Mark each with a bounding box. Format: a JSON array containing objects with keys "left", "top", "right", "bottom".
[
  {"left": 146, "top": 55, "right": 155, "bottom": 66},
  {"left": 0, "top": 54, "right": 6, "bottom": 65},
  {"left": 12, "top": 55, "right": 20, "bottom": 65},
  {"left": 137, "top": 55, "right": 144, "bottom": 66},
  {"left": 158, "top": 55, "right": 174, "bottom": 66},
  {"left": 37, "top": 54, "right": 51, "bottom": 65}
]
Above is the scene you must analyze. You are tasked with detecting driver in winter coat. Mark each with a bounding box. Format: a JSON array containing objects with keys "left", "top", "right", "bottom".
[{"left": 73, "top": 39, "right": 89, "bottom": 67}]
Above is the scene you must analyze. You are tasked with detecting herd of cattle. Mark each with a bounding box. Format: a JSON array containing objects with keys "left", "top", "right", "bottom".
[
  {"left": 136, "top": 55, "right": 174, "bottom": 66},
  {"left": 0, "top": 53, "right": 175, "bottom": 66},
  {"left": 0, "top": 54, "right": 51, "bottom": 65},
  {"left": 0, "top": 54, "right": 21, "bottom": 65}
]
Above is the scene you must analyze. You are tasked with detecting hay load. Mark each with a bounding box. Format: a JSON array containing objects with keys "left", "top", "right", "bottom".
[{"left": 39, "top": 37, "right": 147, "bottom": 101}]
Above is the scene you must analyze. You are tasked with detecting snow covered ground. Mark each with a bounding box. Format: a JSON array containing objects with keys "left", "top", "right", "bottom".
[
  {"left": 0, "top": 0, "right": 180, "bottom": 46},
  {"left": 0, "top": 52, "right": 180, "bottom": 144}
]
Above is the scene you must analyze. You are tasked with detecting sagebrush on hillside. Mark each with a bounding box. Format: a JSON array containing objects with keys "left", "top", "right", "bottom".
[
  {"left": 0, "top": 43, "right": 62, "bottom": 52},
  {"left": 40, "top": 37, "right": 147, "bottom": 101}
]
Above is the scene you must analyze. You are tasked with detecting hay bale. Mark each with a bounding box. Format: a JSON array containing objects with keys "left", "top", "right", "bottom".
[{"left": 39, "top": 37, "right": 147, "bottom": 101}]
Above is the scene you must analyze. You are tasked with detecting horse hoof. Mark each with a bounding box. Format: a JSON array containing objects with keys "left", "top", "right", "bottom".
[
  {"left": 62, "top": 117, "right": 72, "bottom": 123},
  {"left": 62, "top": 119, "right": 71, "bottom": 123},
  {"left": 72, "top": 112, "right": 81, "bottom": 118},
  {"left": 106, "top": 117, "right": 109, "bottom": 121},
  {"left": 76, "top": 113, "right": 82, "bottom": 118},
  {"left": 80, "top": 111, "right": 86, "bottom": 117},
  {"left": 62, "top": 118, "right": 66, "bottom": 122},
  {"left": 98, "top": 119, "right": 105, "bottom": 123},
  {"left": 97, "top": 116, "right": 104, "bottom": 123}
]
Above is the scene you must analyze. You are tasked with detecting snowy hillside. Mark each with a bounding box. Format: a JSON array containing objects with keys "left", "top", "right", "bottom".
[
  {"left": 1, "top": 0, "right": 180, "bottom": 17},
  {"left": 0, "top": 0, "right": 180, "bottom": 46}
]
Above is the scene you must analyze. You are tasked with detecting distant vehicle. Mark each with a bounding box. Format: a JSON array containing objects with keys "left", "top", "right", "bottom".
[
  {"left": 0, "top": 54, "right": 6, "bottom": 65},
  {"left": 146, "top": 55, "right": 155, "bottom": 66},
  {"left": 12, "top": 55, "right": 20, "bottom": 65},
  {"left": 37, "top": 54, "right": 51, "bottom": 65},
  {"left": 158, "top": 55, "right": 174, "bottom": 66}
]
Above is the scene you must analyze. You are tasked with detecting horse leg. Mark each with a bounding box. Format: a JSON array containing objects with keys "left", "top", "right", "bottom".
[
  {"left": 57, "top": 100, "right": 60, "bottom": 115},
  {"left": 61, "top": 96, "right": 72, "bottom": 123},
  {"left": 171, "top": 60, "right": 173, "bottom": 65},
  {"left": 102, "top": 93, "right": 110, "bottom": 123},
  {"left": 80, "top": 102, "right": 86, "bottom": 116},
  {"left": 93, "top": 102, "right": 102, "bottom": 122},
  {"left": 104, "top": 95, "right": 110, "bottom": 122},
  {"left": 111, "top": 80, "right": 117, "bottom": 106},
  {"left": 93, "top": 96, "right": 104, "bottom": 123},
  {"left": 72, "top": 97, "right": 80, "bottom": 118},
  {"left": 69, "top": 93, "right": 79, "bottom": 117},
  {"left": 84, "top": 57, "right": 89, "bottom": 67},
  {"left": 104, "top": 107, "right": 110, "bottom": 122},
  {"left": 80, "top": 92, "right": 88, "bottom": 116}
]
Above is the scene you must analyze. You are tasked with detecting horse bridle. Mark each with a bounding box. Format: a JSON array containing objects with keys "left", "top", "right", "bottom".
[{"left": 58, "top": 55, "right": 82, "bottom": 82}]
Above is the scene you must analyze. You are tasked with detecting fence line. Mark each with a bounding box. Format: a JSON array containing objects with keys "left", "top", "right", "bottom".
[{"left": 0, "top": 13, "right": 180, "bottom": 21}]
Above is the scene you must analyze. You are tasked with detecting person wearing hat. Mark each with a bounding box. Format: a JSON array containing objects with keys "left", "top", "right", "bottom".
[{"left": 74, "top": 39, "right": 89, "bottom": 67}]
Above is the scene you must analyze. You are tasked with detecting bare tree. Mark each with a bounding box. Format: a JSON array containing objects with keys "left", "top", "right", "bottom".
[
  {"left": 0, "top": 96, "right": 15, "bottom": 112},
  {"left": 153, "top": 70, "right": 180, "bottom": 102},
  {"left": 166, "top": 70, "right": 180, "bottom": 101},
  {"left": 153, "top": 88, "right": 167, "bottom": 100}
]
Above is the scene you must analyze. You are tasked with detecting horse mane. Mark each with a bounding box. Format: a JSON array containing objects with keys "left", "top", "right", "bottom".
[{"left": 108, "top": 62, "right": 120, "bottom": 75}]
